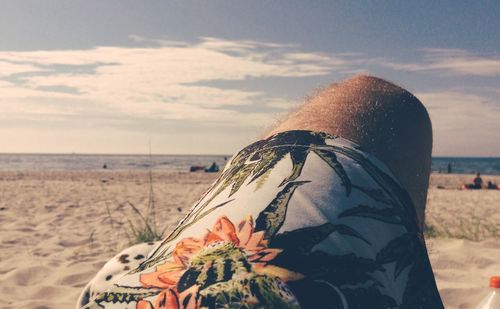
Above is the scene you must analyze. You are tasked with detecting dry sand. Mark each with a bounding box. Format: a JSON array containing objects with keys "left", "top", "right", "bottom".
[
  {"left": 0, "top": 170, "right": 219, "bottom": 308},
  {"left": 426, "top": 174, "right": 500, "bottom": 308},
  {"left": 0, "top": 171, "right": 498, "bottom": 308}
]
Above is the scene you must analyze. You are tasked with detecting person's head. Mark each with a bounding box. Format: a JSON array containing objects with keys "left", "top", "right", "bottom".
[{"left": 476, "top": 172, "right": 481, "bottom": 177}]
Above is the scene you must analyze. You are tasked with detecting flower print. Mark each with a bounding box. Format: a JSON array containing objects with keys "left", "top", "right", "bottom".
[{"left": 137, "top": 215, "right": 303, "bottom": 308}]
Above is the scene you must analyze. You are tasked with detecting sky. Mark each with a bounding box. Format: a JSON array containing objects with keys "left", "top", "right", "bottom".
[{"left": 0, "top": 1, "right": 499, "bottom": 156}]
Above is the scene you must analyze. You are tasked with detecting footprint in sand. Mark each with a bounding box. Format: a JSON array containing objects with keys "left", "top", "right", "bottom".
[
  {"left": 60, "top": 270, "right": 96, "bottom": 287},
  {"left": 6, "top": 265, "right": 52, "bottom": 286},
  {"left": 58, "top": 238, "right": 90, "bottom": 247},
  {"left": 30, "top": 285, "right": 69, "bottom": 300}
]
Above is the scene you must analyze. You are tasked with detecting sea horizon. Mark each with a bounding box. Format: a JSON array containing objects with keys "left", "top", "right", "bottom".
[
  {"left": 0, "top": 153, "right": 499, "bottom": 175},
  {"left": 1, "top": 152, "right": 499, "bottom": 158}
]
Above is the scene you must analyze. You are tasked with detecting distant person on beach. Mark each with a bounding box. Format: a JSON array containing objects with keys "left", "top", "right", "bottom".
[
  {"left": 204, "top": 161, "right": 220, "bottom": 173},
  {"left": 473, "top": 172, "right": 483, "bottom": 189},
  {"left": 189, "top": 165, "right": 205, "bottom": 172},
  {"left": 79, "top": 76, "right": 443, "bottom": 308},
  {"left": 463, "top": 172, "right": 485, "bottom": 190},
  {"left": 487, "top": 181, "right": 498, "bottom": 190},
  {"left": 447, "top": 162, "right": 452, "bottom": 174}
]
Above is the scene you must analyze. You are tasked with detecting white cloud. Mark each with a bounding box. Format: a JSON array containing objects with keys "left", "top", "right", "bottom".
[
  {"left": 0, "top": 60, "right": 41, "bottom": 77},
  {"left": 200, "top": 36, "right": 298, "bottom": 51},
  {"left": 0, "top": 37, "right": 345, "bottom": 124},
  {"left": 418, "top": 91, "right": 500, "bottom": 156},
  {"left": 379, "top": 48, "right": 500, "bottom": 76},
  {"left": 1, "top": 39, "right": 499, "bottom": 155}
]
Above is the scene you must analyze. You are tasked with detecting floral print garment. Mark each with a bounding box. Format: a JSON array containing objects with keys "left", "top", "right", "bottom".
[{"left": 84, "top": 130, "right": 443, "bottom": 309}]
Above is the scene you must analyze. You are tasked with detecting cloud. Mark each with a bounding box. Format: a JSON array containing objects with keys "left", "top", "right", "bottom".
[
  {"left": 0, "top": 60, "right": 42, "bottom": 77},
  {"left": 3, "top": 40, "right": 496, "bottom": 127},
  {"left": 1, "top": 39, "right": 499, "bottom": 154},
  {"left": 0, "top": 37, "right": 347, "bottom": 126},
  {"left": 417, "top": 91, "right": 500, "bottom": 156},
  {"left": 379, "top": 48, "right": 500, "bottom": 76},
  {"left": 199, "top": 36, "right": 299, "bottom": 53}
]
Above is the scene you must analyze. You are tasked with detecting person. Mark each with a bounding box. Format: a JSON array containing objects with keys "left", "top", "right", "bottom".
[
  {"left": 78, "top": 76, "right": 443, "bottom": 308},
  {"left": 204, "top": 161, "right": 220, "bottom": 173},
  {"left": 447, "top": 162, "right": 452, "bottom": 174},
  {"left": 487, "top": 181, "right": 497, "bottom": 190},
  {"left": 473, "top": 172, "right": 483, "bottom": 189}
]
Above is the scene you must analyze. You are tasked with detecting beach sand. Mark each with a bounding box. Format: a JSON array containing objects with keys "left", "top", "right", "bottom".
[
  {"left": 426, "top": 174, "right": 500, "bottom": 308},
  {"left": 0, "top": 171, "right": 498, "bottom": 308}
]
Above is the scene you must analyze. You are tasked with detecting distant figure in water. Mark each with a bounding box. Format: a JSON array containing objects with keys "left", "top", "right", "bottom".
[
  {"left": 473, "top": 172, "right": 483, "bottom": 189},
  {"left": 102, "top": 163, "right": 107, "bottom": 169},
  {"left": 205, "top": 161, "right": 220, "bottom": 173},
  {"left": 447, "top": 162, "right": 452, "bottom": 174}
]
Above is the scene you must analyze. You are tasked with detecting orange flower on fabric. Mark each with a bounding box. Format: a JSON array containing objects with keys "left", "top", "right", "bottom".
[{"left": 137, "top": 215, "right": 303, "bottom": 309}]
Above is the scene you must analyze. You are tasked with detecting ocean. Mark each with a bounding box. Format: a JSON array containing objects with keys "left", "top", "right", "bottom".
[
  {"left": 431, "top": 157, "right": 500, "bottom": 175},
  {"left": 0, "top": 153, "right": 229, "bottom": 172},
  {"left": 0, "top": 154, "right": 499, "bottom": 175}
]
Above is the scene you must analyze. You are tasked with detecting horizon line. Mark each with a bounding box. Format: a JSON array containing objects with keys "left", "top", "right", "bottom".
[
  {"left": 0, "top": 152, "right": 231, "bottom": 157},
  {"left": 0, "top": 152, "right": 499, "bottom": 159}
]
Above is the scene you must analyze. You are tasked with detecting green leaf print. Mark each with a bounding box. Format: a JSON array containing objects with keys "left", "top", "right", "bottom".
[
  {"left": 271, "top": 223, "right": 371, "bottom": 255},
  {"left": 255, "top": 180, "right": 310, "bottom": 239},
  {"left": 199, "top": 273, "right": 300, "bottom": 309},
  {"left": 376, "top": 233, "right": 420, "bottom": 279},
  {"left": 271, "top": 223, "right": 338, "bottom": 254},
  {"left": 279, "top": 148, "right": 310, "bottom": 187},
  {"left": 324, "top": 144, "right": 417, "bottom": 231},
  {"left": 351, "top": 184, "right": 395, "bottom": 206},
  {"left": 184, "top": 241, "right": 251, "bottom": 290},
  {"left": 338, "top": 204, "right": 402, "bottom": 224},
  {"left": 312, "top": 147, "right": 352, "bottom": 196},
  {"left": 249, "top": 148, "right": 289, "bottom": 184}
]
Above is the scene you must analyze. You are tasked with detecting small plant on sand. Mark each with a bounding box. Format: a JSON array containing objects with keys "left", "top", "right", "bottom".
[
  {"left": 423, "top": 223, "right": 438, "bottom": 238},
  {"left": 123, "top": 143, "right": 167, "bottom": 244},
  {"left": 123, "top": 197, "right": 167, "bottom": 245},
  {"left": 103, "top": 142, "right": 169, "bottom": 245}
]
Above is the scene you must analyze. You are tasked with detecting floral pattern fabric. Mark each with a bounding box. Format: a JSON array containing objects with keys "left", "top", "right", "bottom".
[{"left": 84, "top": 130, "right": 443, "bottom": 309}]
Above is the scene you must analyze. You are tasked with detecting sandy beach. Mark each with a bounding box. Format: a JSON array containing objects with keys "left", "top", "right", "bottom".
[{"left": 0, "top": 171, "right": 499, "bottom": 308}]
